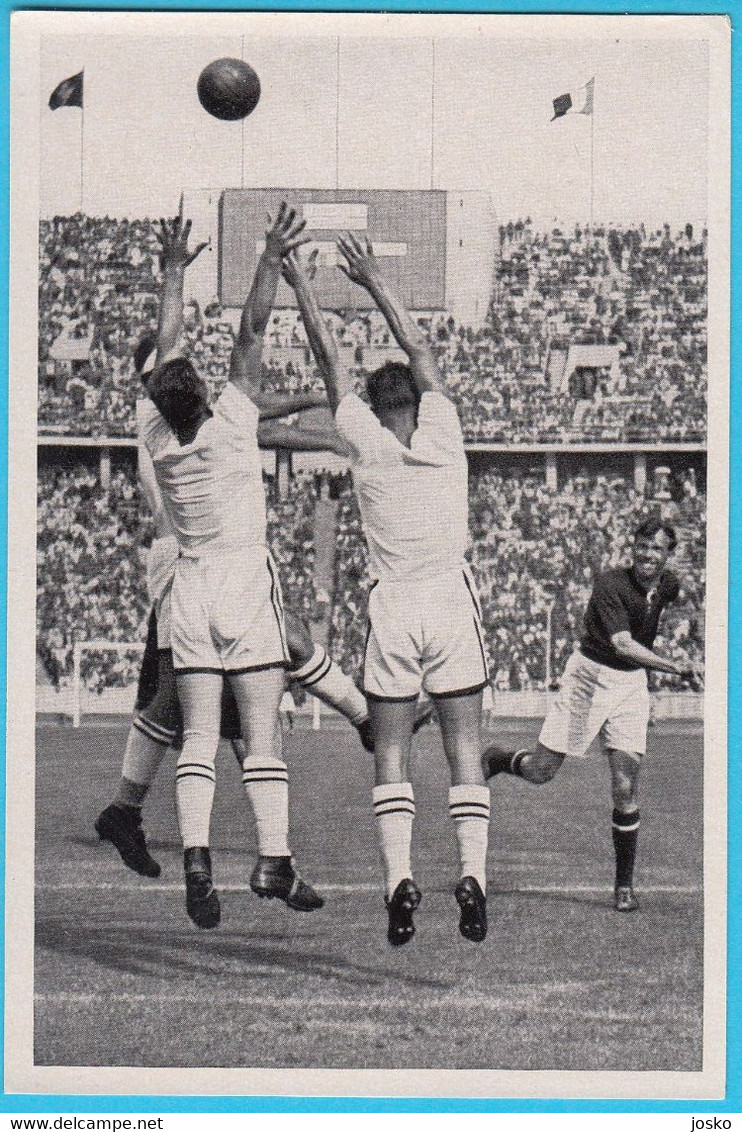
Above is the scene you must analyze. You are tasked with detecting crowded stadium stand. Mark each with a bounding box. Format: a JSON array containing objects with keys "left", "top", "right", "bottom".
[
  {"left": 328, "top": 466, "right": 705, "bottom": 695},
  {"left": 36, "top": 213, "right": 707, "bottom": 710},
  {"left": 37, "top": 460, "right": 319, "bottom": 692}
]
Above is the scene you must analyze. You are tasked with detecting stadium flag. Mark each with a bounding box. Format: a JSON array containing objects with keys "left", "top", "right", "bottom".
[
  {"left": 551, "top": 77, "right": 594, "bottom": 120},
  {"left": 48, "top": 71, "right": 83, "bottom": 111}
]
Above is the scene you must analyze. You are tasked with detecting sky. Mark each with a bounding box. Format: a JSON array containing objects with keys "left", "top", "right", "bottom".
[{"left": 39, "top": 25, "right": 711, "bottom": 226}]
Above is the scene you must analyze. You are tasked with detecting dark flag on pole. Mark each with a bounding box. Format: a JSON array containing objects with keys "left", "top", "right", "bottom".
[
  {"left": 551, "top": 78, "right": 594, "bottom": 121},
  {"left": 49, "top": 71, "right": 84, "bottom": 111}
]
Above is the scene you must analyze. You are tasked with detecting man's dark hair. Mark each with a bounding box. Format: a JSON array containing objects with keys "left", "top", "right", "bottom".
[
  {"left": 634, "top": 517, "right": 677, "bottom": 552},
  {"left": 148, "top": 357, "right": 207, "bottom": 435},
  {"left": 133, "top": 334, "right": 157, "bottom": 378},
  {"left": 366, "top": 361, "right": 420, "bottom": 416}
]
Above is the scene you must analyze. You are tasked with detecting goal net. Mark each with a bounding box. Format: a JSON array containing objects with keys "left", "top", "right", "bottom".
[{"left": 62, "top": 640, "right": 323, "bottom": 730}]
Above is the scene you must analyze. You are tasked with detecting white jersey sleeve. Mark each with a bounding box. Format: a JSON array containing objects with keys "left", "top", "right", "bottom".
[
  {"left": 335, "top": 393, "right": 385, "bottom": 463},
  {"left": 414, "top": 391, "right": 464, "bottom": 461}
]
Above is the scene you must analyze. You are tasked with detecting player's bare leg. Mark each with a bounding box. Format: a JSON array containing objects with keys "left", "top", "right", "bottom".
[
  {"left": 436, "top": 690, "right": 490, "bottom": 942},
  {"left": 369, "top": 698, "right": 421, "bottom": 945},
  {"left": 96, "top": 650, "right": 179, "bottom": 879},
  {"left": 175, "top": 672, "right": 222, "bottom": 928},
  {"left": 284, "top": 612, "right": 432, "bottom": 751},
  {"left": 606, "top": 747, "right": 642, "bottom": 911},
  {"left": 229, "top": 667, "right": 323, "bottom": 912},
  {"left": 482, "top": 740, "right": 565, "bottom": 784}
]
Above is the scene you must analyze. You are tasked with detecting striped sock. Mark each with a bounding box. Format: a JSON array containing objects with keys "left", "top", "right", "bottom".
[
  {"left": 612, "top": 807, "right": 640, "bottom": 888},
  {"left": 449, "top": 785, "right": 491, "bottom": 893},
  {"left": 242, "top": 755, "right": 290, "bottom": 857},
  {"left": 175, "top": 734, "right": 218, "bottom": 850},
  {"left": 292, "top": 646, "right": 368, "bottom": 727},
  {"left": 372, "top": 783, "right": 415, "bottom": 898},
  {"left": 115, "top": 715, "right": 176, "bottom": 807}
]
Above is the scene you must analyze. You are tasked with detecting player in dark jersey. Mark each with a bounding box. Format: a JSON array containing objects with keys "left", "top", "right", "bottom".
[{"left": 481, "top": 519, "right": 702, "bottom": 912}]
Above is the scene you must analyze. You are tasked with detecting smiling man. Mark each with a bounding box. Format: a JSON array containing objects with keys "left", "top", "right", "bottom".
[{"left": 482, "top": 518, "right": 702, "bottom": 912}]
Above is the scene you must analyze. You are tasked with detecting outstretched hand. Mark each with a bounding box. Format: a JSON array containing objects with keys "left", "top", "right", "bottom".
[
  {"left": 678, "top": 662, "right": 704, "bottom": 690},
  {"left": 265, "top": 203, "right": 310, "bottom": 262},
  {"left": 337, "top": 232, "right": 381, "bottom": 290},
  {"left": 157, "top": 198, "right": 209, "bottom": 271},
  {"left": 281, "top": 248, "right": 319, "bottom": 289}
]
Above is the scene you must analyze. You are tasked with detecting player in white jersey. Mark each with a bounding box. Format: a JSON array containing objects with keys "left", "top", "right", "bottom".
[
  {"left": 140, "top": 203, "right": 324, "bottom": 928},
  {"left": 282, "top": 239, "right": 490, "bottom": 946},
  {"left": 95, "top": 216, "right": 431, "bottom": 884}
]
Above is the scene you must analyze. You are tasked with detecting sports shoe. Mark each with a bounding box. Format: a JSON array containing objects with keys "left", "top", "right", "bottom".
[
  {"left": 184, "top": 846, "right": 220, "bottom": 929},
  {"left": 95, "top": 803, "right": 161, "bottom": 878},
  {"left": 250, "top": 856, "right": 324, "bottom": 911},
  {"left": 614, "top": 885, "right": 639, "bottom": 913},
  {"left": 481, "top": 745, "right": 528, "bottom": 781},
  {"left": 455, "top": 876, "right": 488, "bottom": 942},
  {"left": 385, "top": 878, "right": 422, "bottom": 946}
]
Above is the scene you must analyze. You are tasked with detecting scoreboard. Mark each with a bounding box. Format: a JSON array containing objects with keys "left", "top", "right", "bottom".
[{"left": 219, "top": 189, "right": 447, "bottom": 310}]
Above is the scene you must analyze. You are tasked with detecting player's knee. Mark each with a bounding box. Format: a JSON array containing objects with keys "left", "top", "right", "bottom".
[
  {"left": 611, "top": 775, "right": 638, "bottom": 810},
  {"left": 143, "top": 688, "right": 179, "bottom": 731}
]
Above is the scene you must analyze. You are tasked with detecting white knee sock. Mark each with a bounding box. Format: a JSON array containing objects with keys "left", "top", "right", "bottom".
[
  {"left": 115, "top": 714, "right": 176, "bottom": 807},
  {"left": 175, "top": 733, "right": 218, "bottom": 850},
  {"left": 241, "top": 754, "right": 290, "bottom": 857},
  {"left": 449, "top": 785, "right": 491, "bottom": 893},
  {"left": 372, "top": 782, "right": 415, "bottom": 898},
  {"left": 292, "top": 645, "right": 368, "bottom": 726}
]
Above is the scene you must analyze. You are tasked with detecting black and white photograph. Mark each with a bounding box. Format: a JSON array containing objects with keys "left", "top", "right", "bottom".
[{"left": 7, "top": 10, "right": 730, "bottom": 1098}]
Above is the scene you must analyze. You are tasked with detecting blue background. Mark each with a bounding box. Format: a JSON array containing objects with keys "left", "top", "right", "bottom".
[{"left": 3, "top": 0, "right": 737, "bottom": 1114}]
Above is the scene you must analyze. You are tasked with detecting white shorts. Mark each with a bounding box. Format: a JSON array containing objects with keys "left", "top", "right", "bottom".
[
  {"left": 171, "top": 545, "right": 289, "bottom": 674},
  {"left": 539, "top": 651, "right": 650, "bottom": 757},
  {"left": 363, "top": 565, "right": 489, "bottom": 702},
  {"left": 147, "top": 537, "right": 179, "bottom": 650}
]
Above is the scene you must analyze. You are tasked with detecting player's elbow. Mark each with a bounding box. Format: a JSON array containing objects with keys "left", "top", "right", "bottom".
[{"left": 611, "top": 631, "right": 635, "bottom": 659}]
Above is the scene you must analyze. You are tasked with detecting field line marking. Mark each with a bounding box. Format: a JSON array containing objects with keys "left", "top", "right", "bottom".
[
  {"left": 36, "top": 881, "right": 701, "bottom": 895},
  {"left": 31, "top": 990, "right": 644, "bottom": 1022}
]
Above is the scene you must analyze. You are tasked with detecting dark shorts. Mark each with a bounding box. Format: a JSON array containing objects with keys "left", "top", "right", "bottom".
[{"left": 135, "top": 606, "right": 242, "bottom": 742}]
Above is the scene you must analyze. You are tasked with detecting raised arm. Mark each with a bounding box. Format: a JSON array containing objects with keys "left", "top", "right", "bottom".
[
  {"left": 337, "top": 233, "right": 445, "bottom": 396},
  {"left": 154, "top": 200, "right": 208, "bottom": 369},
  {"left": 257, "top": 390, "right": 328, "bottom": 421},
  {"left": 229, "top": 203, "right": 309, "bottom": 402},
  {"left": 257, "top": 419, "right": 350, "bottom": 455},
  {"left": 281, "top": 250, "right": 353, "bottom": 413}
]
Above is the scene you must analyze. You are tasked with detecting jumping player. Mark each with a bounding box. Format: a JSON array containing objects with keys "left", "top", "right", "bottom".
[
  {"left": 139, "top": 203, "right": 324, "bottom": 928},
  {"left": 96, "top": 214, "right": 430, "bottom": 882},
  {"left": 482, "top": 519, "right": 702, "bottom": 911},
  {"left": 283, "top": 238, "right": 491, "bottom": 946}
]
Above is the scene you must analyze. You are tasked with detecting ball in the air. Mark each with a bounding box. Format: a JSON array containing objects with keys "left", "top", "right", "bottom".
[{"left": 197, "top": 57, "right": 261, "bottom": 121}]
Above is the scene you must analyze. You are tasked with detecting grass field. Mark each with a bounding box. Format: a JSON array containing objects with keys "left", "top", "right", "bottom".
[{"left": 34, "top": 717, "right": 703, "bottom": 1071}]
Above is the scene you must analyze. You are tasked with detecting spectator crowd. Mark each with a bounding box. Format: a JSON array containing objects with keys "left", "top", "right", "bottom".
[
  {"left": 329, "top": 466, "right": 705, "bottom": 692},
  {"left": 37, "top": 462, "right": 318, "bottom": 691},
  {"left": 36, "top": 212, "right": 707, "bottom": 696},
  {"left": 39, "top": 215, "right": 706, "bottom": 444}
]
